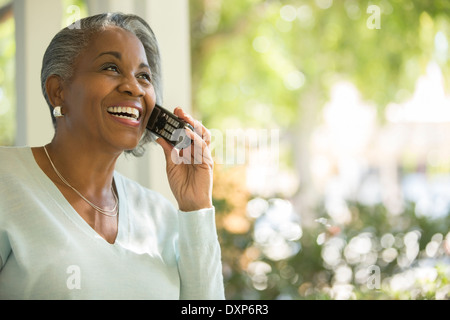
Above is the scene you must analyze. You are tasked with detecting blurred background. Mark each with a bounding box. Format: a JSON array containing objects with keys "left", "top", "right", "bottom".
[{"left": 1, "top": 0, "right": 449, "bottom": 299}]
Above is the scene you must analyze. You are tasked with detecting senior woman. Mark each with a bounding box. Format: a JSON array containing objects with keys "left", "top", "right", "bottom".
[{"left": 0, "top": 13, "right": 224, "bottom": 299}]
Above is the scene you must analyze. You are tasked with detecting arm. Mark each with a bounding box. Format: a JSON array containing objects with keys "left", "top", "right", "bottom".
[
  {"left": 157, "top": 108, "right": 225, "bottom": 299},
  {"left": 177, "top": 207, "right": 225, "bottom": 299}
]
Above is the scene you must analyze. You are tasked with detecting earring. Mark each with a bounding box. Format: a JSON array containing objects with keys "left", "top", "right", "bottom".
[{"left": 53, "top": 106, "right": 64, "bottom": 118}]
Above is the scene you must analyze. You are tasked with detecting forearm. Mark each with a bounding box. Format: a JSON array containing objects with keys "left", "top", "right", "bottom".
[{"left": 177, "top": 207, "right": 225, "bottom": 300}]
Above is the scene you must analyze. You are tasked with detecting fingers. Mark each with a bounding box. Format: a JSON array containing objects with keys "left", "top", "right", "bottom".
[
  {"left": 157, "top": 107, "right": 213, "bottom": 166},
  {"left": 174, "top": 107, "right": 211, "bottom": 147},
  {"left": 179, "top": 127, "right": 213, "bottom": 166}
]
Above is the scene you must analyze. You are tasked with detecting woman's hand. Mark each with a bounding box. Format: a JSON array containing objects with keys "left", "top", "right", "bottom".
[{"left": 156, "top": 107, "right": 213, "bottom": 212}]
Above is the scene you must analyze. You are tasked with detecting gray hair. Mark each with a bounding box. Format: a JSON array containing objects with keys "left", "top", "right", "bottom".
[{"left": 41, "top": 12, "right": 162, "bottom": 156}]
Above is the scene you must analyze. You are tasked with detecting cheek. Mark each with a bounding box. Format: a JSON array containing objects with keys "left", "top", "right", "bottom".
[
  {"left": 64, "top": 85, "right": 86, "bottom": 115},
  {"left": 144, "top": 87, "right": 156, "bottom": 113},
  {"left": 65, "top": 78, "right": 108, "bottom": 111},
  {"left": 147, "top": 85, "right": 157, "bottom": 103}
]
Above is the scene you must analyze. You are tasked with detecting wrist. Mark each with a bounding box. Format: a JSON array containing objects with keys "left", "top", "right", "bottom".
[{"left": 178, "top": 200, "right": 213, "bottom": 212}]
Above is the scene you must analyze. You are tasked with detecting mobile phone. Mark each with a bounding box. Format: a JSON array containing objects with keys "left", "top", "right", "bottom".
[{"left": 146, "top": 104, "right": 194, "bottom": 149}]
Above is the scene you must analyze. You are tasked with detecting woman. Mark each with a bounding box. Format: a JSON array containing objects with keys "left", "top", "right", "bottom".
[{"left": 0, "top": 13, "right": 224, "bottom": 299}]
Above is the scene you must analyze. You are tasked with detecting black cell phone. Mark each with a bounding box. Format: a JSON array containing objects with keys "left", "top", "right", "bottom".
[{"left": 146, "top": 104, "right": 194, "bottom": 149}]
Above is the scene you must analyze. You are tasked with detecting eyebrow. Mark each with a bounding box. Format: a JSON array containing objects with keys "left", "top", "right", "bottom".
[
  {"left": 95, "top": 51, "right": 151, "bottom": 70},
  {"left": 96, "top": 51, "right": 121, "bottom": 60}
]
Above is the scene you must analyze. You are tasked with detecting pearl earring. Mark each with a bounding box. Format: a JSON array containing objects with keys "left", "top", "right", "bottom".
[{"left": 53, "top": 106, "right": 64, "bottom": 118}]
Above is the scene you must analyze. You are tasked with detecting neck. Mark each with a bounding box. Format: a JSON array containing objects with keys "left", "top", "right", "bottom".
[{"left": 45, "top": 136, "right": 120, "bottom": 197}]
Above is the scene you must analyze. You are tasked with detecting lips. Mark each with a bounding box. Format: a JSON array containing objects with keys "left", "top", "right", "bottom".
[{"left": 107, "top": 106, "right": 141, "bottom": 121}]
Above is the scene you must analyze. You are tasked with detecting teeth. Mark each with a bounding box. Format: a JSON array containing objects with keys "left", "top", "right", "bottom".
[{"left": 107, "top": 106, "right": 140, "bottom": 120}]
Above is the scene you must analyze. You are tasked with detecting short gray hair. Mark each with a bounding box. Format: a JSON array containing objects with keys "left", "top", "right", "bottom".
[{"left": 41, "top": 12, "right": 162, "bottom": 156}]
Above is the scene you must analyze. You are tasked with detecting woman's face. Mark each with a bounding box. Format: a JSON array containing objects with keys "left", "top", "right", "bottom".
[{"left": 60, "top": 26, "right": 156, "bottom": 153}]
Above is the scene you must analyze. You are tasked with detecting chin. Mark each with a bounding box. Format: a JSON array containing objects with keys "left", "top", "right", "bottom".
[{"left": 111, "top": 137, "right": 141, "bottom": 154}]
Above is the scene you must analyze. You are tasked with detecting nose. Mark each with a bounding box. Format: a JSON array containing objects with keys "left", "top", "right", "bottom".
[{"left": 118, "top": 75, "right": 146, "bottom": 97}]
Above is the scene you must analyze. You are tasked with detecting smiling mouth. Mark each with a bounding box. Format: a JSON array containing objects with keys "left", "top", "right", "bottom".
[{"left": 107, "top": 106, "right": 141, "bottom": 121}]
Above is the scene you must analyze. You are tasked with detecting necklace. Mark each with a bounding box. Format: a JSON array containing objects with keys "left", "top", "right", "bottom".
[{"left": 43, "top": 145, "right": 118, "bottom": 217}]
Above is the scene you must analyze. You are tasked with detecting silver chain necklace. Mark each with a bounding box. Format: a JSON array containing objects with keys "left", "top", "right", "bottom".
[{"left": 43, "top": 145, "right": 118, "bottom": 217}]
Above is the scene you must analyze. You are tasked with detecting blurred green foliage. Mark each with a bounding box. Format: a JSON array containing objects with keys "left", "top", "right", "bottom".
[
  {"left": 213, "top": 165, "right": 449, "bottom": 300},
  {"left": 190, "top": 0, "right": 450, "bottom": 300},
  {"left": 190, "top": 0, "right": 450, "bottom": 130}
]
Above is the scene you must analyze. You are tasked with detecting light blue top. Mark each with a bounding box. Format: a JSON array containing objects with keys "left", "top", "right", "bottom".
[{"left": 0, "top": 147, "right": 224, "bottom": 300}]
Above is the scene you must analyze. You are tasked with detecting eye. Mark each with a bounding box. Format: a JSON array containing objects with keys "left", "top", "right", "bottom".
[
  {"left": 137, "top": 72, "right": 152, "bottom": 83},
  {"left": 102, "top": 63, "right": 120, "bottom": 73}
]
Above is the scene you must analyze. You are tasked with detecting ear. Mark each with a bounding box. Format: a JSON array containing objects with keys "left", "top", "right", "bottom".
[{"left": 45, "top": 75, "right": 65, "bottom": 107}]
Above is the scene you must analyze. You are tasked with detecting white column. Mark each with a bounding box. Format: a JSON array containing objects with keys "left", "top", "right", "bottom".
[
  {"left": 142, "top": 0, "right": 192, "bottom": 112},
  {"left": 85, "top": 0, "right": 192, "bottom": 111},
  {"left": 86, "top": 0, "right": 134, "bottom": 15},
  {"left": 85, "top": 0, "right": 192, "bottom": 206},
  {"left": 138, "top": 0, "right": 192, "bottom": 206},
  {"left": 14, "top": 0, "right": 62, "bottom": 147}
]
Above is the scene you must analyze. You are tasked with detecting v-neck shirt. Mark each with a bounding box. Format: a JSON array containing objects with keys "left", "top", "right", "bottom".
[{"left": 0, "top": 146, "right": 224, "bottom": 299}]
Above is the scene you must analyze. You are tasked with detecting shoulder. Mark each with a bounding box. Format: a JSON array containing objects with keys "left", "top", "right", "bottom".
[
  {"left": 0, "top": 147, "right": 35, "bottom": 220},
  {"left": 0, "top": 146, "right": 29, "bottom": 161},
  {"left": 0, "top": 146, "right": 31, "bottom": 174}
]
